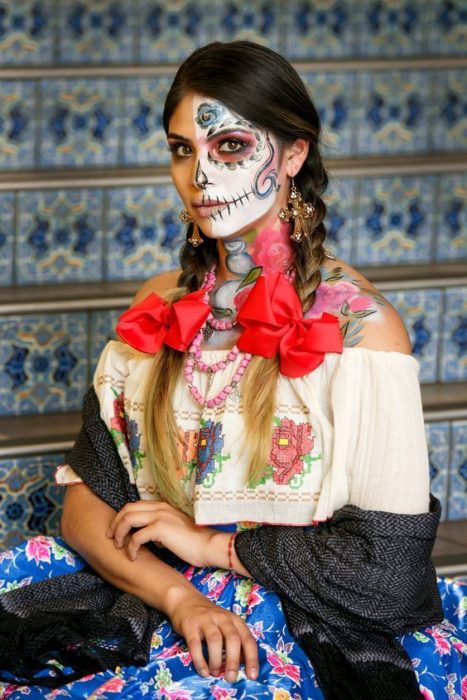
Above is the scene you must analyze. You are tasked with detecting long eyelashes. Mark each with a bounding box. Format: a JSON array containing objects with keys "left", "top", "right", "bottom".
[{"left": 167, "top": 138, "right": 251, "bottom": 161}]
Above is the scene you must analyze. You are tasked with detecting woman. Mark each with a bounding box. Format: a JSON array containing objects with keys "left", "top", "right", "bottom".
[{"left": 0, "top": 41, "right": 465, "bottom": 700}]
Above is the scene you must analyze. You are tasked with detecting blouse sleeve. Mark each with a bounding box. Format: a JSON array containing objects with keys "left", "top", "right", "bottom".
[{"left": 322, "top": 347, "right": 430, "bottom": 517}]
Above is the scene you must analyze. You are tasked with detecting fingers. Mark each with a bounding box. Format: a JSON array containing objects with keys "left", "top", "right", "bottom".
[
  {"left": 186, "top": 631, "right": 209, "bottom": 678},
  {"left": 237, "top": 621, "right": 259, "bottom": 682}
]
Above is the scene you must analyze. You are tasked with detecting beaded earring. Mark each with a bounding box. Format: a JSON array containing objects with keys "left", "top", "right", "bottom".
[
  {"left": 179, "top": 210, "right": 204, "bottom": 247},
  {"left": 279, "top": 179, "right": 315, "bottom": 242}
]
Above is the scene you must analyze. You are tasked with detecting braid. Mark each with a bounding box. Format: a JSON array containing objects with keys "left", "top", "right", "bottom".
[{"left": 177, "top": 224, "right": 218, "bottom": 291}]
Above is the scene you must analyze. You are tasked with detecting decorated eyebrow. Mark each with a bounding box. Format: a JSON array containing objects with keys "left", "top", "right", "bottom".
[{"left": 206, "top": 128, "right": 255, "bottom": 141}]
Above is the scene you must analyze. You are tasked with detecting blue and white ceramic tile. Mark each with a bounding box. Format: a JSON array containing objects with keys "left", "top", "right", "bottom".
[
  {"left": 89, "top": 309, "right": 125, "bottom": 379},
  {"left": 211, "top": 0, "right": 281, "bottom": 50},
  {"left": 435, "top": 172, "right": 467, "bottom": 262},
  {"left": 16, "top": 189, "right": 104, "bottom": 285},
  {"left": 0, "top": 80, "right": 36, "bottom": 170},
  {"left": 439, "top": 287, "right": 467, "bottom": 382},
  {"left": 0, "top": 192, "right": 14, "bottom": 287},
  {"left": 136, "top": 0, "right": 209, "bottom": 63},
  {"left": 322, "top": 176, "right": 356, "bottom": 262},
  {"left": 354, "top": 71, "right": 430, "bottom": 155},
  {"left": 384, "top": 289, "right": 443, "bottom": 383},
  {"left": 300, "top": 72, "right": 356, "bottom": 159},
  {"left": 426, "top": 0, "right": 467, "bottom": 56},
  {"left": 122, "top": 76, "right": 174, "bottom": 166},
  {"left": 58, "top": 0, "right": 136, "bottom": 64},
  {"left": 0, "top": 0, "right": 55, "bottom": 65},
  {"left": 0, "top": 313, "right": 88, "bottom": 416},
  {"left": 105, "top": 185, "right": 184, "bottom": 281},
  {"left": 0, "top": 453, "right": 65, "bottom": 549},
  {"left": 425, "top": 421, "right": 450, "bottom": 522},
  {"left": 354, "top": 175, "right": 435, "bottom": 265},
  {"left": 447, "top": 421, "right": 467, "bottom": 521},
  {"left": 284, "top": 0, "right": 356, "bottom": 59},
  {"left": 39, "top": 79, "right": 121, "bottom": 167},
  {"left": 356, "top": 0, "right": 426, "bottom": 57},
  {"left": 430, "top": 70, "right": 467, "bottom": 154}
]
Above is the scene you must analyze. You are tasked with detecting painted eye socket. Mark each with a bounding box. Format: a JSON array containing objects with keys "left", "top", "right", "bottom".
[
  {"left": 218, "top": 139, "right": 247, "bottom": 154},
  {"left": 167, "top": 142, "right": 192, "bottom": 158}
]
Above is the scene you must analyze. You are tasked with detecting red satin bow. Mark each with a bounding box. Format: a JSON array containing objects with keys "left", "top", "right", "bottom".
[
  {"left": 116, "top": 289, "right": 211, "bottom": 353},
  {"left": 237, "top": 273, "right": 343, "bottom": 377}
]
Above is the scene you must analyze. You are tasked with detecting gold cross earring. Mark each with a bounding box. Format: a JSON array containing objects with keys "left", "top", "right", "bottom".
[{"left": 279, "top": 179, "right": 315, "bottom": 242}]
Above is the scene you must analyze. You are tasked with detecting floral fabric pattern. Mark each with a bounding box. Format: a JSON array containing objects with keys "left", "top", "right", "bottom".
[
  {"left": 0, "top": 536, "right": 465, "bottom": 699},
  {"left": 177, "top": 428, "right": 199, "bottom": 483}
]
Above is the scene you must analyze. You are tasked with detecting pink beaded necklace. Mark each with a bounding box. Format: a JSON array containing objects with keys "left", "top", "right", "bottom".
[{"left": 183, "top": 267, "right": 253, "bottom": 409}]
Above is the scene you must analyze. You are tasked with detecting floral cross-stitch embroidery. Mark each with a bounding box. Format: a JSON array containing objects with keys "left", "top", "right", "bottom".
[
  {"left": 177, "top": 428, "right": 199, "bottom": 483},
  {"left": 109, "top": 387, "right": 145, "bottom": 478},
  {"left": 196, "top": 419, "right": 229, "bottom": 488}
]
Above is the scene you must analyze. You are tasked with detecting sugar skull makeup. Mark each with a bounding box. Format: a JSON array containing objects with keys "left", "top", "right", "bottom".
[{"left": 171, "top": 96, "right": 281, "bottom": 238}]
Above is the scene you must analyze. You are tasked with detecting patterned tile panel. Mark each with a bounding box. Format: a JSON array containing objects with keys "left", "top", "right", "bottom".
[
  {"left": 435, "top": 172, "right": 467, "bottom": 262},
  {"left": 136, "top": 0, "right": 209, "bottom": 63},
  {"left": 0, "top": 313, "right": 88, "bottom": 416},
  {"left": 356, "top": 0, "right": 426, "bottom": 57},
  {"left": 284, "top": 0, "right": 356, "bottom": 59},
  {"left": 448, "top": 421, "right": 467, "bottom": 521},
  {"left": 0, "top": 0, "right": 55, "bottom": 65},
  {"left": 57, "top": 0, "right": 136, "bottom": 64},
  {"left": 105, "top": 185, "right": 184, "bottom": 281},
  {"left": 300, "top": 72, "right": 356, "bottom": 159},
  {"left": 39, "top": 79, "right": 121, "bottom": 167},
  {"left": 439, "top": 287, "right": 467, "bottom": 382},
  {"left": 0, "top": 80, "right": 37, "bottom": 170},
  {"left": 212, "top": 0, "right": 281, "bottom": 50},
  {"left": 122, "top": 76, "right": 174, "bottom": 166},
  {"left": 89, "top": 309, "right": 124, "bottom": 379},
  {"left": 426, "top": 0, "right": 467, "bottom": 56},
  {"left": 322, "top": 176, "right": 356, "bottom": 262},
  {"left": 16, "top": 189, "right": 104, "bottom": 284},
  {"left": 355, "top": 70, "right": 430, "bottom": 155},
  {"left": 0, "top": 453, "right": 65, "bottom": 550},
  {"left": 425, "top": 422, "right": 450, "bottom": 522},
  {"left": 384, "top": 289, "right": 443, "bottom": 383},
  {"left": 0, "top": 192, "right": 14, "bottom": 286},
  {"left": 431, "top": 70, "right": 467, "bottom": 154},
  {"left": 354, "top": 175, "right": 435, "bottom": 266}
]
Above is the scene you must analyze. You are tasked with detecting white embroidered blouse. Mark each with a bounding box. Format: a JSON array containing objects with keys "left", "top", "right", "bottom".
[{"left": 56, "top": 339, "right": 430, "bottom": 525}]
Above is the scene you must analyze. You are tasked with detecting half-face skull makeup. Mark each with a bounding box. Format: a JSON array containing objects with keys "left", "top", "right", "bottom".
[{"left": 191, "top": 96, "right": 281, "bottom": 238}]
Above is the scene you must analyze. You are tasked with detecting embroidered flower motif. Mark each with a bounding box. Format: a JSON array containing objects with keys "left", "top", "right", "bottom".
[
  {"left": 127, "top": 417, "right": 145, "bottom": 477},
  {"left": 110, "top": 389, "right": 126, "bottom": 447},
  {"left": 176, "top": 428, "right": 199, "bottom": 482},
  {"left": 269, "top": 418, "right": 314, "bottom": 486},
  {"left": 196, "top": 419, "right": 226, "bottom": 487}
]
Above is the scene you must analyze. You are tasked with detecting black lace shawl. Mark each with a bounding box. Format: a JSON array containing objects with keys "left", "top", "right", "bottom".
[{"left": 0, "top": 386, "right": 443, "bottom": 698}]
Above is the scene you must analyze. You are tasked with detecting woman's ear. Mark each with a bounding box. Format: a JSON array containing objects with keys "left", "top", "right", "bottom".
[{"left": 283, "top": 139, "right": 309, "bottom": 178}]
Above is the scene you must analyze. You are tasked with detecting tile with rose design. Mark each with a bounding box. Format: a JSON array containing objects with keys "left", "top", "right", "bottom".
[
  {"left": 0, "top": 453, "right": 65, "bottom": 550},
  {"left": 0, "top": 313, "right": 88, "bottom": 416}
]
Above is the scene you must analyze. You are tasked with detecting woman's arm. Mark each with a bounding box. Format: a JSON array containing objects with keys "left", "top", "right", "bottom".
[{"left": 61, "top": 483, "right": 258, "bottom": 682}]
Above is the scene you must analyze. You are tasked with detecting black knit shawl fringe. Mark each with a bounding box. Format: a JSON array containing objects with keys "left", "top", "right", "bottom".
[{"left": 0, "top": 385, "right": 443, "bottom": 698}]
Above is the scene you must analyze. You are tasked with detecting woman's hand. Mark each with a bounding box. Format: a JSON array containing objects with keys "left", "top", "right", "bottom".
[
  {"left": 165, "top": 586, "right": 259, "bottom": 682},
  {"left": 107, "top": 500, "right": 217, "bottom": 567}
]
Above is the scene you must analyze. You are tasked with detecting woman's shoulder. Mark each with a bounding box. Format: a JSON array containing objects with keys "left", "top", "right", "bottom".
[
  {"left": 131, "top": 268, "right": 181, "bottom": 306},
  {"left": 314, "top": 256, "right": 412, "bottom": 355}
]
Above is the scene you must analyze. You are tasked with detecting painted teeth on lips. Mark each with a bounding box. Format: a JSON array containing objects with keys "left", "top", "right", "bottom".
[{"left": 193, "top": 199, "right": 231, "bottom": 218}]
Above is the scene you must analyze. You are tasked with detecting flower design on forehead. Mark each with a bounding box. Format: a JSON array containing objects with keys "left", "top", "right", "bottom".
[{"left": 196, "top": 103, "right": 227, "bottom": 129}]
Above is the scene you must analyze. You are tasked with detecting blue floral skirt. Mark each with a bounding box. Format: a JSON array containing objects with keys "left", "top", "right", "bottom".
[{"left": 0, "top": 535, "right": 466, "bottom": 699}]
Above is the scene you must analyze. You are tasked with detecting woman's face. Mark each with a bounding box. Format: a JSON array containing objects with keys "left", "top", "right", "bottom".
[{"left": 167, "top": 93, "right": 288, "bottom": 239}]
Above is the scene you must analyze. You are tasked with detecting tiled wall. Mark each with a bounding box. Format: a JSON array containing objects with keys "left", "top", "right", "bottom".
[{"left": 0, "top": 0, "right": 465, "bottom": 538}]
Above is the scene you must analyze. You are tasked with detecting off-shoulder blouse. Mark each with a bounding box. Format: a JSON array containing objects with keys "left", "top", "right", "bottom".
[{"left": 56, "top": 340, "right": 430, "bottom": 525}]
